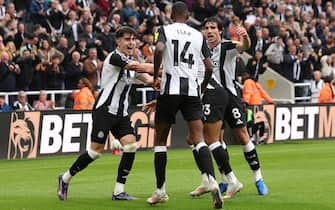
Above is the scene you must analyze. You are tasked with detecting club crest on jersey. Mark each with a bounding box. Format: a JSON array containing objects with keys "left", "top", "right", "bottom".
[{"left": 98, "top": 131, "right": 104, "bottom": 139}]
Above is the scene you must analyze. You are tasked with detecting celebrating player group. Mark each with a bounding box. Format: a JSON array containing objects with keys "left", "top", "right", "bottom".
[{"left": 57, "top": 1, "right": 268, "bottom": 209}]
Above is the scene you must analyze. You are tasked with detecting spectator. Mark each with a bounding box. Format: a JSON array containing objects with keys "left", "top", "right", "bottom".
[
  {"left": 57, "top": 37, "right": 75, "bottom": 67},
  {"left": 0, "top": 35, "right": 13, "bottom": 61},
  {"left": 0, "top": 95, "right": 12, "bottom": 112},
  {"left": 79, "top": 8, "right": 92, "bottom": 28},
  {"left": 14, "top": 22, "right": 26, "bottom": 49},
  {"left": 246, "top": 50, "right": 268, "bottom": 81},
  {"left": 46, "top": 0, "right": 65, "bottom": 36},
  {"left": 282, "top": 45, "right": 302, "bottom": 82},
  {"left": 37, "top": 39, "right": 64, "bottom": 66},
  {"left": 76, "top": 0, "right": 91, "bottom": 12},
  {"left": 96, "top": 23, "right": 116, "bottom": 59},
  {"left": 300, "top": 50, "right": 315, "bottom": 99},
  {"left": 145, "top": 0, "right": 160, "bottom": 25},
  {"left": 310, "top": 70, "right": 324, "bottom": 103},
  {"left": 109, "top": 13, "right": 122, "bottom": 32},
  {"left": 83, "top": 48, "right": 102, "bottom": 88},
  {"left": 81, "top": 24, "right": 97, "bottom": 48},
  {"left": 29, "top": 0, "right": 49, "bottom": 28},
  {"left": 320, "top": 54, "right": 335, "bottom": 78},
  {"left": 318, "top": 74, "right": 335, "bottom": 103},
  {"left": 63, "top": 10, "right": 83, "bottom": 47},
  {"left": 0, "top": 51, "right": 20, "bottom": 92},
  {"left": 76, "top": 38, "right": 89, "bottom": 61},
  {"left": 6, "top": 41, "right": 18, "bottom": 61},
  {"left": 46, "top": 55, "right": 64, "bottom": 90},
  {"left": 34, "top": 90, "right": 55, "bottom": 110},
  {"left": 13, "top": 90, "right": 33, "bottom": 111},
  {"left": 0, "top": 0, "right": 6, "bottom": 22},
  {"left": 122, "top": 0, "right": 139, "bottom": 24},
  {"left": 242, "top": 71, "right": 273, "bottom": 106},
  {"left": 16, "top": 48, "right": 40, "bottom": 91},
  {"left": 73, "top": 77, "right": 95, "bottom": 110},
  {"left": 64, "top": 51, "right": 83, "bottom": 89}
]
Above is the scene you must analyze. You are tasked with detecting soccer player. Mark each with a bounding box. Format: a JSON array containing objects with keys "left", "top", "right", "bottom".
[
  {"left": 146, "top": 2, "right": 223, "bottom": 209},
  {"left": 188, "top": 27, "right": 243, "bottom": 200},
  {"left": 199, "top": 16, "right": 269, "bottom": 196},
  {"left": 57, "top": 26, "right": 155, "bottom": 201}
]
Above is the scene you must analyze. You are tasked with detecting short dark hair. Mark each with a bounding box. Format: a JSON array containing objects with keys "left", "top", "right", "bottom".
[
  {"left": 115, "top": 26, "right": 137, "bottom": 39},
  {"left": 171, "top": 1, "right": 188, "bottom": 20},
  {"left": 203, "top": 16, "right": 224, "bottom": 32}
]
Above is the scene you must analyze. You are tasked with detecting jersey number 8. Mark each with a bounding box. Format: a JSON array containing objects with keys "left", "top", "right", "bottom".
[{"left": 232, "top": 108, "right": 241, "bottom": 119}]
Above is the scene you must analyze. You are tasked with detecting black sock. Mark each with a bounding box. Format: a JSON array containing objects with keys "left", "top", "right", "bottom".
[
  {"left": 117, "top": 152, "right": 135, "bottom": 184},
  {"left": 197, "top": 144, "right": 215, "bottom": 178},
  {"left": 69, "top": 151, "right": 94, "bottom": 176},
  {"left": 211, "top": 145, "right": 232, "bottom": 175},
  {"left": 244, "top": 149, "right": 260, "bottom": 171},
  {"left": 258, "top": 122, "right": 265, "bottom": 137},
  {"left": 192, "top": 148, "right": 204, "bottom": 173},
  {"left": 155, "top": 152, "right": 167, "bottom": 189}
]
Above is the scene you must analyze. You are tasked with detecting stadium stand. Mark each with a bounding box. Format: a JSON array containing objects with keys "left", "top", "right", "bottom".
[{"left": 0, "top": 0, "right": 335, "bottom": 109}]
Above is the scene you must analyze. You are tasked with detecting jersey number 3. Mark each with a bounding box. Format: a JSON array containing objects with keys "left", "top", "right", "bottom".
[{"left": 171, "top": 40, "right": 195, "bottom": 68}]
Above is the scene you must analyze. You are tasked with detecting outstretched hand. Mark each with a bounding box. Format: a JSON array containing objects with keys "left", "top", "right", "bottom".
[
  {"left": 153, "top": 78, "right": 161, "bottom": 91},
  {"left": 142, "top": 100, "right": 157, "bottom": 113},
  {"left": 236, "top": 26, "right": 248, "bottom": 37}
]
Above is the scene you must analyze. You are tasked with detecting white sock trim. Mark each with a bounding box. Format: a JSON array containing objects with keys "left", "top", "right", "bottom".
[
  {"left": 195, "top": 141, "right": 207, "bottom": 152},
  {"left": 253, "top": 169, "right": 263, "bottom": 182},
  {"left": 226, "top": 171, "right": 237, "bottom": 184},
  {"left": 154, "top": 146, "right": 167, "bottom": 153},
  {"left": 220, "top": 173, "right": 228, "bottom": 184},
  {"left": 208, "top": 141, "right": 221, "bottom": 151},
  {"left": 243, "top": 141, "right": 255, "bottom": 153},
  {"left": 62, "top": 170, "right": 72, "bottom": 183},
  {"left": 157, "top": 183, "right": 166, "bottom": 193},
  {"left": 201, "top": 173, "right": 209, "bottom": 186},
  {"left": 114, "top": 182, "right": 125, "bottom": 195},
  {"left": 123, "top": 143, "right": 137, "bottom": 152},
  {"left": 88, "top": 149, "right": 102, "bottom": 159}
]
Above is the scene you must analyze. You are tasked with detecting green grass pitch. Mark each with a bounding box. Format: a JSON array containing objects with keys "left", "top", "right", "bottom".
[{"left": 1, "top": 140, "right": 335, "bottom": 210}]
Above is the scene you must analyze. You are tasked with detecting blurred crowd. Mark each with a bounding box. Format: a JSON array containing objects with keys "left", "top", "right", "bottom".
[{"left": 0, "top": 0, "right": 335, "bottom": 111}]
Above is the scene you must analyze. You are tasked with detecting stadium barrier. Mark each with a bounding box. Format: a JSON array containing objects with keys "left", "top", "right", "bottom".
[{"left": 0, "top": 103, "right": 334, "bottom": 160}]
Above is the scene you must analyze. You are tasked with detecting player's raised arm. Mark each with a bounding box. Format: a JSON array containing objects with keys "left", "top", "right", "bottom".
[{"left": 236, "top": 26, "right": 251, "bottom": 52}]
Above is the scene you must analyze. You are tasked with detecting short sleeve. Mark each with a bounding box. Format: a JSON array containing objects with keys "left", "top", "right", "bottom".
[
  {"left": 109, "top": 52, "right": 129, "bottom": 69},
  {"left": 154, "top": 26, "right": 167, "bottom": 44},
  {"left": 201, "top": 36, "right": 211, "bottom": 59}
]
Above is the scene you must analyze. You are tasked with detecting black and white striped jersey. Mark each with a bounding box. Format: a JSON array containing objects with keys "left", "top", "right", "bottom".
[
  {"left": 211, "top": 40, "right": 239, "bottom": 96},
  {"left": 156, "top": 23, "right": 211, "bottom": 96},
  {"left": 197, "top": 60, "right": 222, "bottom": 90},
  {"left": 94, "top": 50, "right": 136, "bottom": 117}
]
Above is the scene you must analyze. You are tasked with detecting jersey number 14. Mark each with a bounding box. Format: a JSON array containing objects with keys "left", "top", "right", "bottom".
[{"left": 171, "top": 40, "right": 195, "bottom": 68}]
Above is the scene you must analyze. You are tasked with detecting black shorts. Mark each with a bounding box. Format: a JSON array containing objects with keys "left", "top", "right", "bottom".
[
  {"left": 224, "top": 91, "right": 247, "bottom": 128},
  {"left": 155, "top": 94, "right": 203, "bottom": 124},
  {"left": 91, "top": 107, "right": 135, "bottom": 144},
  {"left": 202, "top": 88, "right": 228, "bottom": 123}
]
